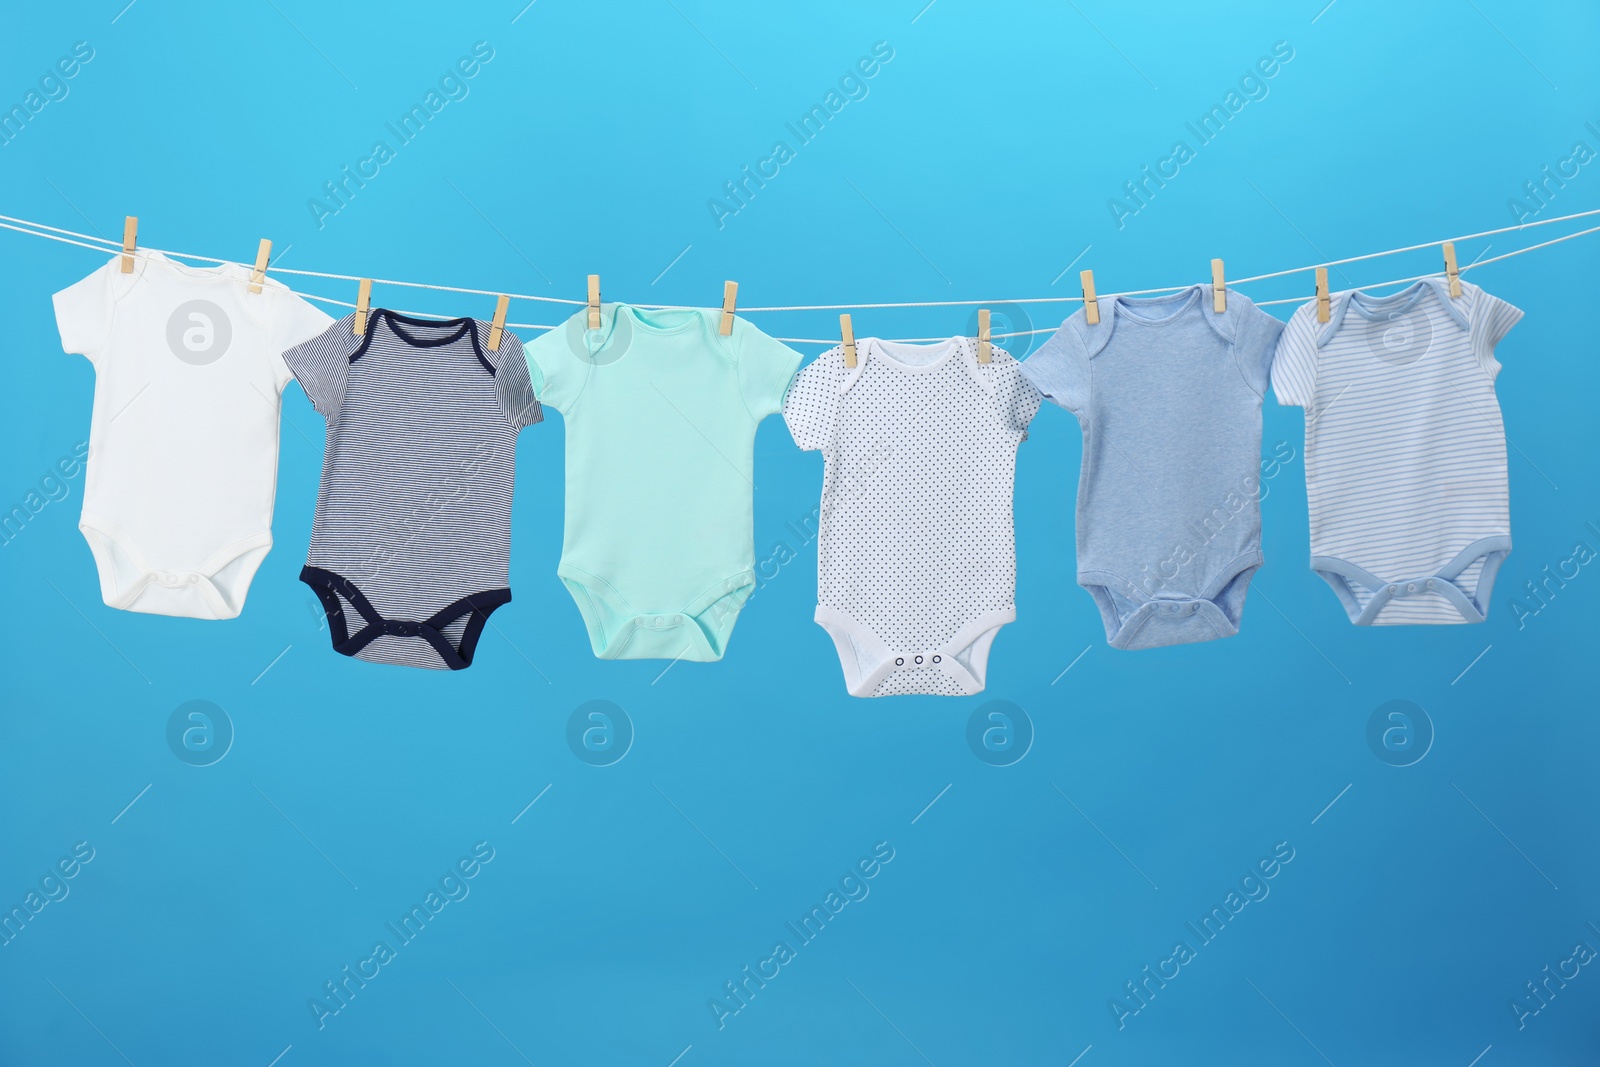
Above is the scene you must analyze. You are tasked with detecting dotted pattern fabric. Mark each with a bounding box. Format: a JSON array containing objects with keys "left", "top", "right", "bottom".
[{"left": 784, "top": 337, "right": 1041, "bottom": 697}]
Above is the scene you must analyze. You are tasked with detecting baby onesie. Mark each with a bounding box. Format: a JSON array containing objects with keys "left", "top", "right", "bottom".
[
  {"left": 785, "top": 337, "right": 1041, "bottom": 696},
  {"left": 284, "top": 309, "right": 540, "bottom": 670},
  {"left": 1021, "top": 286, "right": 1284, "bottom": 650},
  {"left": 52, "top": 251, "right": 334, "bottom": 618},
  {"left": 523, "top": 304, "right": 800, "bottom": 661},
  {"left": 1271, "top": 278, "right": 1521, "bottom": 625}
]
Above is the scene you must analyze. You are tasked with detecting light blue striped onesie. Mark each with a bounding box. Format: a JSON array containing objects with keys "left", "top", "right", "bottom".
[{"left": 1271, "top": 278, "right": 1522, "bottom": 625}]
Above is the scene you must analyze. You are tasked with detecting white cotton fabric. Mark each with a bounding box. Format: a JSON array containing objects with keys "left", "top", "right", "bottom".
[
  {"left": 52, "top": 252, "right": 333, "bottom": 618},
  {"left": 783, "top": 336, "right": 1041, "bottom": 697}
]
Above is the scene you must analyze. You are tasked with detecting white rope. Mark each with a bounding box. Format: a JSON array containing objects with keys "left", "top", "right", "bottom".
[
  {"left": 0, "top": 219, "right": 122, "bottom": 256},
  {"left": 0, "top": 213, "right": 585, "bottom": 306},
  {"left": 297, "top": 291, "right": 560, "bottom": 331},
  {"left": 1229, "top": 206, "right": 1600, "bottom": 286},
  {"left": 1467, "top": 223, "right": 1600, "bottom": 269},
  {"left": 3, "top": 207, "right": 1597, "bottom": 343}
]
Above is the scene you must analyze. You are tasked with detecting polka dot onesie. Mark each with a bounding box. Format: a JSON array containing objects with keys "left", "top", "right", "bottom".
[{"left": 783, "top": 336, "right": 1041, "bottom": 697}]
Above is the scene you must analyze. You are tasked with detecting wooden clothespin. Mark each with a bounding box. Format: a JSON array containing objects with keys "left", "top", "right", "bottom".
[
  {"left": 1081, "top": 269, "right": 1100, "bottom": 325},
  {"left": 977, "top": 308, "right": 992, "bottom": 364},
  {"left": 488, "top": 294, "right": 510, "bottom": 351},
  {"left": 719, "top": 280, "right": 738, "bottom": 336},
  {"left": 353, "top": 279, "right": 373, "bottom": 336},
  {"left": 1442, "top": 242, "right": 1461, "bottom": 298},
  {"left": 840, "top": 313, "right": 857, "bottom": 368},
  {"left": 248, "top": 239, "right": 272, "bottom": 294},
  {"left": 1210, "top": 258, "right": 1226, "bottom": 312},
  {"left": 120, "top": 216, "right": 138, "bottom": 273},
  {"left": 587, "top": 274, "right": 601, "bottom": 329},
  {"left": 1315, "top": 267, "right": 1330, "bottom": 324}
]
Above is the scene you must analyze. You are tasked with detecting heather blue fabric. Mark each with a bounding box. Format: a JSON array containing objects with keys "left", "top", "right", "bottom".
[{"left": 1021, "top": 285, "right": 1284, "bottom": 649}]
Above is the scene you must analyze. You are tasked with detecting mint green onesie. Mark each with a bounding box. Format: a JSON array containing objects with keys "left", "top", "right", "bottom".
[{"left": 525, "top": 305, "right": 801, "bottom": 660}]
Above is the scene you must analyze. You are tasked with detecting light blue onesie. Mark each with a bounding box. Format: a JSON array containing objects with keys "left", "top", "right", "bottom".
[{"left": 1021, "top": 286, "right": 1284, "bottom": 649}]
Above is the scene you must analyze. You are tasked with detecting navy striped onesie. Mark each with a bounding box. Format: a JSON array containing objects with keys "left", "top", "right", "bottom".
[{"left": 284, "top": 310, "right": 540, "bottom": 669}]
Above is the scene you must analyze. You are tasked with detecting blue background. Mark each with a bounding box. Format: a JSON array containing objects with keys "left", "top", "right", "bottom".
[{"left": 3, "top": 1, "right": 1599, "bottom": 1064}]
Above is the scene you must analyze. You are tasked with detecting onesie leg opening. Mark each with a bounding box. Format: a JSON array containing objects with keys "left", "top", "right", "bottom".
[{"left": 423, "top": 589, "right": 512, "bottom": 669}]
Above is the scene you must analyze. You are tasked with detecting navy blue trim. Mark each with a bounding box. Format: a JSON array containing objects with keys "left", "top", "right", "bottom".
[
  {"left": 300, "top": 565, "right": 510, "bottom": 670},
  {"left": 351, "top": 309, "right": 496, "bottom": 375}
]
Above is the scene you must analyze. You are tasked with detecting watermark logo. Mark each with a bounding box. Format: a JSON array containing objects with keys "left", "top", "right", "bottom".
[
  {"left": 1365, "top": 699, "right": 1433, "bottom": 767},
  {"left": 1110, "top": 841, "right": 1296, "bottom": 1028},
  {"left": 307, "top": 42, "right": 496, "bottom": 230},
  {"left": 1133, "top": 441, "right": 1297, "bottom": 598},
  {"left": 166, "top": 700, "right": 234, "bottom": 767},
  {"left": 1510, "top": 928, "right": 1599, "bottom": 1031},
  {"left": 707, "top": 841, "right": 896, "bottom": 1029},
  {"left": 1506, "top": 121, "right": 1600, "bottom": 225},
  {"left": 308, "top": 841, "right": 495, "bottom": 1029},
  {"left": 1361, "top": 306, "right": 1432, "bottom": 366},
  {"left": 1506, "top": 519, "right": 1600, "bottom": 630},
  {"left": 0, "top": 440, "right": 89, "bottom": 548},
  {"left": 707, "top": 41, "right": 895, "bottom": 231},
  {"left": 567, "top": 700, "right": 633, "bottom": 767},
  {"left": 0, "top": 41, "right": 95, "bottom": 148},
  {"left": 966, "top": 700, "right": 1033, "bottom": 767},
  {"left": 166, "top": 300, "right": 232, "bottom": 365},
  {"left": 563, "top": 305, "right": 632, "bottom": 366},
  {"left": 1107, "top": 42, "right": 1295, "bottom": 230},
  {"left": 965, "top": 302, "right": 1036, "bottom": 358},
  {"left": 0, "top": 841, "right": 96, "bottom": 949}
]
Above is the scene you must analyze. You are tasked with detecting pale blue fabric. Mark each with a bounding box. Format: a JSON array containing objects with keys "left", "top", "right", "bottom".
[{"left": 1021, "top": 286, "right": 1284, "bottom": 649}]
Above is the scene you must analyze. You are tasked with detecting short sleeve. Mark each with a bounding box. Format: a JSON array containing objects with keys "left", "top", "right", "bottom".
[
  {"left": 488, "top": 330, "right": 543, "bottom": 430},
  {"left": 268, "top": 288, "right": 337, "bottom": 391},
  {"left": 282, "top": 315, "right": 353, "bottom": 420},
  {"left": 782, "top": 348, "right": 850, "bottom": 451},
  {"left": 522, "top": 314, "right": 589, "bottom": 414},
  {"left": 1269, "top": 303, "right": 1320, "bottom": 408},
  {"left": 733, "top": 317, "right": 803, "bottom": 420},
  {"left": 1231, "top": 300, "right": 1286, "bottom": 398},
  {"left": 1468, "top": 283, "right": 1523, "bottom": 380},
  {"left": 987, "top": 351, "right": 1044, "bottom": 436},
  {"left": 52, "top": 257, "right": 121, "bottom": 362},
  {"left": 1017, "top": 318, "right": 1090, "bottom": 414}
]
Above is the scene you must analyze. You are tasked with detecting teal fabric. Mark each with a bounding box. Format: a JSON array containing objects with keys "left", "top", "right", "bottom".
[{"left": 525, "top": 305, "right": 801, "bottom": 660}]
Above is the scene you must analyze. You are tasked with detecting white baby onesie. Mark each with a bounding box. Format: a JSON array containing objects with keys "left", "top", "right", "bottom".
[
  {"left": 783, "top": 336, "right": 1041, "bottom": 697},
  {"left": 1271, "top": 278, "right": 1522, "bottom": 625},
  {"left": 53, "top": 252, "right": 334, "bottom": 618}
]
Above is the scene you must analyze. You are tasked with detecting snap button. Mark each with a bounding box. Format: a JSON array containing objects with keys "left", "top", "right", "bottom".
[
  {"left": 187, "top": 574, "right": 200, "bottom": 584},
  {"left": 1406, "top": 583, "right": 1417, "bottom": 593},
  {"left": 895, "top": 657, "right": 904, "bottom": 666},
  {"left": 932, "top": 655, "right": 941, "bottom": 663},
  {"left": 1387, "top": 585, "right": 1398, "bottom": 594},
  {"left": 1426, "top": 579, "right": 1436, "bottom": 590},
  {"left": 914, "top": 655, "right": 923, "bottom": 664}
]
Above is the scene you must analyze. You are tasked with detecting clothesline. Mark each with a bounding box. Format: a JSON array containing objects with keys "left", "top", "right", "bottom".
[{"left": 3, "top": 208, "right": 1598, "bottom": 344}]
